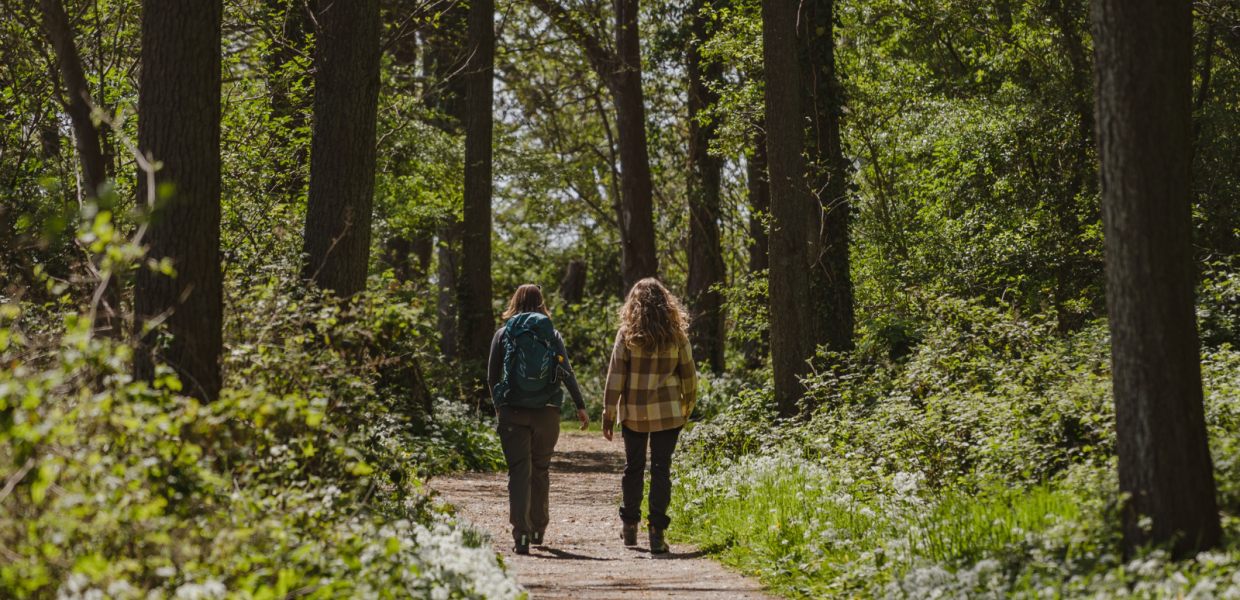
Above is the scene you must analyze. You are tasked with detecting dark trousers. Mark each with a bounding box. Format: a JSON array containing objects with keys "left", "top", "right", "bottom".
[
  {"left": 620, "top": 424, "right": 682, "bottom": 530},
  {"left": 497, "top": 405, "right": 561, "bottom": 542}
]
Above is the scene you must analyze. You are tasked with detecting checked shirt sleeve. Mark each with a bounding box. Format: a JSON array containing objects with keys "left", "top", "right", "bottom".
[
  {"left": 601, "top": 332, "right": 628, "bottom": 431},
  {"left": 677, "top": 339, "right": 698, "bottom": 418}
]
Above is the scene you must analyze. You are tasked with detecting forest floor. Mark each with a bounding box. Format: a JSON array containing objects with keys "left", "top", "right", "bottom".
[{"left": 431, "top": 431, "right": 774, "bottom": 599}]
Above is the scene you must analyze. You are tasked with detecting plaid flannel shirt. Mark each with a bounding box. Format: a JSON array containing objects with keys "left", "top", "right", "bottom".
[{"left": 601, "top": 331, "right": 698, "bottom": 433}]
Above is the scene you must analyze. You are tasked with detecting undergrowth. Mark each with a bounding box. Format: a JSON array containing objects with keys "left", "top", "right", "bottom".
[
  {"left": 0, "top": 209, "right": 515, "bottom": 599},
  {"left": 671, "top": 293, "right": 1240, "bottom": 599}
]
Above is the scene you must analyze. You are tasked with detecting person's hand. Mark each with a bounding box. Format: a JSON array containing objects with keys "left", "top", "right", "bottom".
[
  {"left": 602, "top": 422, "right": 613, "bottom": 442},
  {"left": 576, "top": 408, "right": 590, "bottom": 431}
]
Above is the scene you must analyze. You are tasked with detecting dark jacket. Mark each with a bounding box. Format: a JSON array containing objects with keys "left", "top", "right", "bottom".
[{"left": 487, "top": 326, "right": 586, "bottom": 410}]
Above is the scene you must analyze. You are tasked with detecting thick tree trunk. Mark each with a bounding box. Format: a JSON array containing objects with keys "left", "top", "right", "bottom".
[
  {"left": 41, "top": 0, "right": 105, "bottom": 199},
  {"left": 302, "top": 0, "right": 381, "bottom": 297},
  {"left": 133, "top": 0, "right": 224, "bottom": 402},
  {"left": 763, "top": 0, "right": 817, "bottom": 415},
  {"left": 800, "top": 0, "right": 854, "bottom": 356},
  {"left": 744, "top": 123, "right": 770, "bottom": 370},
  {"left": 457, "top": 0, "right": 496, "bottom": 397},
  {"left": 559, "top": 259, "right": 588, "bottom": 304},
  {"left": 686, "top": 0, "right": 726, "bottom": 373},
  {"left": 611, "top": 0, "right": 659, "bottom": 290},
  {"left": 1092, "top": 0, "right": 1221, "bottom": 558},
  {"left": 437, "top": 221, "right": 461, "bottom": 359}
]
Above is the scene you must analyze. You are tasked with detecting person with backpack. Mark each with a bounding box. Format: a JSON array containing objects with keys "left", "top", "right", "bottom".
[
  {"left": 488, "top": 283, "right": 590, "bottom": 555},
  {"left": 600, "top": 278, "right": 698, "bottom": 554}
]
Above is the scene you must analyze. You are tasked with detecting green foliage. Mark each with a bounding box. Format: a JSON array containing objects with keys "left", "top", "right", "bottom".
[
  {"left": 671, "top": 293, "right": 1240, "bottom": 599},
  {"left": 0, "top": 218, "right": 514, "bottom": 599}
]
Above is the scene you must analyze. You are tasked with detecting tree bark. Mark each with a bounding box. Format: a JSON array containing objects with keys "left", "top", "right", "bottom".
[
  {"left": 559, "top": 259, "right": 588, "bottom": 304},
  {"left": 686, "top": 0, "right": 726, "bottom": 373},
  {"left": 763, "top": 0, "right": 817, "bottom": 414},
  {"left": 529, "top": 0, "right": 659, "bottom": 290},
  {"left": 1092, "top": 0, "right": 1221, "bottom": 558},
  {"left": 764, "top": 0, "right": 852, "bottom": 415},
  {"left": 133, "top": 0, "right": 224, "bottom": 402},
  {"left": 302, "top": 0, "right": 382, "bottom": 297},
  {"left": 457, "top": 0, "right": 496, "bottom": 395},
  {"left": 744, "top": 123, "right": 770, "bottom": 370},
  {"left": 612, "top": 0, "right": 659, "bottom": 289},
  {"left": 40, "top": 0, "right": 106, "bottom": 199},
  {"left": 800, "top": 0, "right": 854, "bottom": 357},
  {"left": 437, "top": 221, "right": 461, "bottom": 359}
]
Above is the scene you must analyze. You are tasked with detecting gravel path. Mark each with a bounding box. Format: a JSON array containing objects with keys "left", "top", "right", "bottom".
[{"left": 431, "top": 431, "right": 772, "bottom": 600}]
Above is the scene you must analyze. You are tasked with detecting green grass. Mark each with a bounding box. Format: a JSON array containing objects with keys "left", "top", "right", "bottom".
[{"left": 669, "top": 456, "right": 1084, "bottom": 597}]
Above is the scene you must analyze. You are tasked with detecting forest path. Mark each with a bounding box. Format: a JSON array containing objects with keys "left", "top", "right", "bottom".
[{"left": 430, "top": 432, "right": 773, "bottom": 600}]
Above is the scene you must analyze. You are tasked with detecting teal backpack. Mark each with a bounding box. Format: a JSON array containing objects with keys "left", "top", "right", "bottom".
[{"left": 493, "top": 312, "right": 566, "bottom": 409}]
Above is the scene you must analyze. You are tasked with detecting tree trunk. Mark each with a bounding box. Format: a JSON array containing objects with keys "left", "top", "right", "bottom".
[
  {"left": 302, "top": 0, "right": 381, "bottom": 297},
  {"left": 744, "top": 123, "right": 770, "bottom": 370},
  {"left": 527, "top": 0, "right": 660, "bottom": 291},
  {"left": 1092, "top": 0, "right": 1221, "bottom": 558},
  {"left": 559, "top": 259, "right": 588, "bottom": 304},
  {"left": 1048, "top": 0, "right": 1097, "bottom": 332},
  {"left": 384, "top": 232, "right": 433, "bottom": 284},
  {"left": 800, "top": 0, "right": 854, "bottom": 357},
  {"left": 457, "top": 0, "right": 496, "bottom": 397},
  {"left": 437, "top": 221, "right": 461, "bottom": 359},
  {"left": 763, "top": 0, "right": 817, "bottom": 415},
  {"left": 686, "top": 0, "right": 726, "bottom": 373},
  {"left": 41, "top": 0, "right": 106, "bottom": 199},
  {"left": 41, "top": 0, "right": 121, "bottom": 338},
  {"left": 611, "top": 0, "right": 659, "bottom": 290},
  {"left": 133, "top": 0, "right": 224, "bottom": 402},
  {"left": 265, "top": 0, "right": 314, "bottom": 206}
]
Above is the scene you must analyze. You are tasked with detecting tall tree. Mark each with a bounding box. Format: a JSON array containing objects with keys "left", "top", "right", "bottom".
[
  {"left": 530, "top": 0, "right": 659, "bottom": 289},
  {"left": 685, "top": 0, "right": 725, "bottom": 372},
  {"left": 40, "top": 0, "right": 105, "bottom": 200},
  {"left": 800, "top": 0, "right": 853, "bottom": 358},
  {"left": 1092, "top": 0, "right": 1221, "bottom": 557},
  {"left": 420, "top": 9, "right": 468, "bottom": 356},
  {"left": 133, "top": 0, "right": 224, "bottom": 401},
  {"left": 743, "top": 123, "right": 770, "bottom": 370},
  {"left": 302, "top": 0, "right": 382, "bottom": 296},
  {"left": 763, "top": 0, "right": 853, "bottom": 415},
  {"left": 41, "top": 0, "right": 122, "bottom": 337},
  {"left": 457, "top": 0, "right": 496, "bottom": 390}
]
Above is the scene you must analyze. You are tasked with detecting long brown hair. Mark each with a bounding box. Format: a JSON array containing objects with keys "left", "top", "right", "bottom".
[
  {"left": 501, "top": 284, "right": 549, "bottom": 320},
  {"left": 618, "top": 278, "right": 689, "bottom": 350}
]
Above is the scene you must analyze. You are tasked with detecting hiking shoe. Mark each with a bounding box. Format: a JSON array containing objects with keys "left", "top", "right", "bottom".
[
  {"left": 622, "top": 522, "right": 639, "bottom": 546},
  {"left": 648, "top": 527, "right": 669, "bottom": 554},
  {"left": 514, "top": 534, "right": 530, "bottom": 555},
  {"left": 531, "top": 531, "right": 545, "bottom": 546}
]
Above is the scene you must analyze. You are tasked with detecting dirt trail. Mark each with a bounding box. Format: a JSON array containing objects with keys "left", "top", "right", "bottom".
[{"left": 431, "top": 431, "right": 772, "bottom": 599}]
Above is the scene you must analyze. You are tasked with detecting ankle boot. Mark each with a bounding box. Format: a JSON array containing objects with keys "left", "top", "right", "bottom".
[
  {"left": 621, "top": 522, "right": 639, "bottom": 546},
  {"left": 648, "top": 527, "right": 669, "bottom": 554}
]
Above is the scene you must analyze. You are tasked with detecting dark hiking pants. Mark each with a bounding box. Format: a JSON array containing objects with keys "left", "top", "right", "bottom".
[
  {"left": 497, "top": 405, "right": 561, "bottom": 543},
  {"left": 620, "top": 424, "right": 682, "bottom": 530}
]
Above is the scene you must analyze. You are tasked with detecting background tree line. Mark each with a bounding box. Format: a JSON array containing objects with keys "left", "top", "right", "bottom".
[{"left": 4, "top": 0, "right": 1240, "bottom": 559}]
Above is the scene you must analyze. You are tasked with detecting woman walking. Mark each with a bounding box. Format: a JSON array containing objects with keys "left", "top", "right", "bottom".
[
  {"left": 601, "top": 278, "right": 698, "bottom": 554},
  {"left": 489, "top": 284, "right": 590, "bottom": 555}
]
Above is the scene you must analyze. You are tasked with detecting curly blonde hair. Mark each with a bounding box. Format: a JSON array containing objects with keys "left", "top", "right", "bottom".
[{"left": 618, "top": 278, "right": 689, "bottom": 350}]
